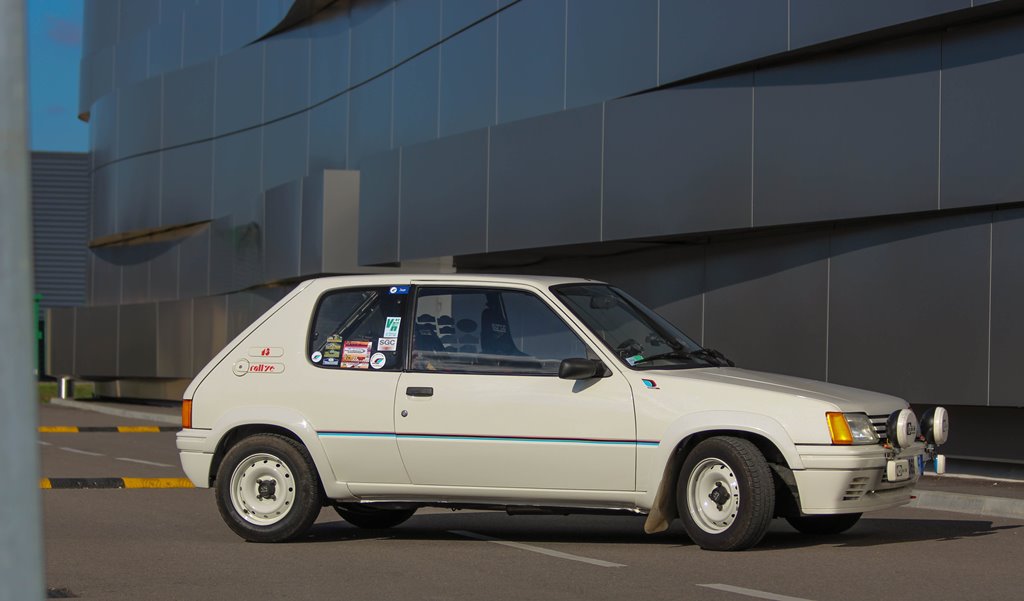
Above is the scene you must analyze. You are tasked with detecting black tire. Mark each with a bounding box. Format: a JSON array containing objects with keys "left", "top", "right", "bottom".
[
  {"left": 676, "top": 436, "right": 775, "bottom": 551},
  {"left": 334, "top": 504, "right": 417, "bottom": 529},
  {"left": 215, "top": 433, "right": 323, "bottom": 543},
  {"left": 786, "top": 513, "right": 862, "bottom": 535}
]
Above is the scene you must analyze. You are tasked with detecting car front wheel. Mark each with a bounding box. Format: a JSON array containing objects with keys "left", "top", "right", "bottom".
[
  {"left": 215, "top": 433, "right": 323, "bottom": 543},
  {"left": 676, "top": 436, "right": 775, "bottom": 551}
]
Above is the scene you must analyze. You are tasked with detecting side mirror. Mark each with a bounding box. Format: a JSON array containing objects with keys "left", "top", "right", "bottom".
[{"left": 558, "top": 358, "right": 606, "bottom": 380}]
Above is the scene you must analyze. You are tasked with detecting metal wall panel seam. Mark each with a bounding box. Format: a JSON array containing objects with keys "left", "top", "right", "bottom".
[
  {"left": 655, "top": 0, "right": 660, "bottom": 85},
  {"left": 485, "top": 127, "right": 491, "bottom": 252},
  {"left": 599, "top": 101, "right": 605, "bottom": 241},
  {"left": 563, "top": 0, "right": 568, "bottom": 109},
  {"left": 937, "top": 37, "right": 943, "bottom": 210},
  {"left": 987, "top": 219, "right": 993, "bottom": 405},
  {"left": 750, "top": 74, "right": 755, "bottom": 227},
  {"left": 397, "top": 147, "right": 403, "bottom": 258}
]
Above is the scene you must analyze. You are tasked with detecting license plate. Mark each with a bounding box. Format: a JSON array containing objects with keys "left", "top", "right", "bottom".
[{"left": 887, "top": 459, "right": 911, "bottom": 482}]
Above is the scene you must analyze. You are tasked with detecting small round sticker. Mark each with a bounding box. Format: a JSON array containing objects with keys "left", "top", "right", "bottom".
[
  {"left": 311, "top": 351, "right": 323, "bottom": 363},
  {"left": 369, "top": 352, "right": 387, "bottom": 370},
  {"left": 389, "top": 286, "right": 398, "bottom": 294}
]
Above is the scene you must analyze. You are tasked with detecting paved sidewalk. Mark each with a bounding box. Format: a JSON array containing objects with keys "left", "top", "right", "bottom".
[
  {"left": 48, "top": 397, "right": 180, "bottom": 425},
  {"left": 47, "top": 397, "right": 1024, "bottom": 522}
]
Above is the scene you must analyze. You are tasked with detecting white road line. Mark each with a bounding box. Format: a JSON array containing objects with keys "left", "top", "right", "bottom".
[
  {"left": 58, "top": 447, "right": 104, "bottom": 457},
  {"left": 38, "top": 441, "right": 51, "bottom": 446},
  {"left": 115, "top": 457, "right": 174, "bottom": 468},
  {"left": 698, "top": 583, "right": 817, "bottom": 601},
  {"left": 449, "top": 530, "right": 626, "bottom": 568}
]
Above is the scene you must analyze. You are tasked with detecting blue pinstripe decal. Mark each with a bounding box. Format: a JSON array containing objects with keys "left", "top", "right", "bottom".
[{"left": 318, "top": 431, "right": 660, "bottom": 446}]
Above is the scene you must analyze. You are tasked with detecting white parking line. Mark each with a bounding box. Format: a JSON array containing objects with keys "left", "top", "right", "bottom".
[
  {"left": 698, "top": 583, "right": 816, "bottom": 601},
  {"left": 38, "top": 441, "right": 52, "bottom": 446},
  {"left": 58, "top": 447, "right": 104, "bottom": 457},
  {"left": 115, "top": 457, "right": 174, "bottom": 468},
  {"left": 449, "top": 530, "right": 626, "bottom": 568}
]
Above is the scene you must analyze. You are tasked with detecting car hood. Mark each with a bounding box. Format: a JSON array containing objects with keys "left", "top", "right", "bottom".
[{"left": 653, "top": 367, "right": 907, "bottom": 415}]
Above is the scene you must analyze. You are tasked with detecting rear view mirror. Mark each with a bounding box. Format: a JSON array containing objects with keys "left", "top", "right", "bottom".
[{"left": 558, "top": 358, "right": 606, "bottom": 380}]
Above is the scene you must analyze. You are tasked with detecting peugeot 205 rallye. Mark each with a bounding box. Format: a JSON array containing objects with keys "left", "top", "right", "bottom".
[{"left": 177, "top": 274, "right": 949, "bottom": 551}]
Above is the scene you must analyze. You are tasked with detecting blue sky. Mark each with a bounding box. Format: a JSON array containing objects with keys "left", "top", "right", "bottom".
[{"left": 28, "top": 0, "right": 88, "bottom": 151}]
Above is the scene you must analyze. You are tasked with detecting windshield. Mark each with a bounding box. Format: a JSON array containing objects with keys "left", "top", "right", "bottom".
[{"left": 553, "top": 284, "right": 720, "bottom": 370}]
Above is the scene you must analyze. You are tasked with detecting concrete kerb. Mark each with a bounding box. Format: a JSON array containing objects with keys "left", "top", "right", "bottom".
[
  {"left": 909, "top": 490, "right": 1024, "bottom": 521},
  {"left": 41, "top": 397, "right": 1024, "bottom": 522},
  {"left": 48, "top": 398, "right": 181, "bottom": 426}
]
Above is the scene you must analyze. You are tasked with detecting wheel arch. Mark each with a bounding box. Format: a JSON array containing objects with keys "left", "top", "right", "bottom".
[
  {"left": 204, "top": 408, "right": 352, "bottom": 500},
  {"left": 641, "top": 412, "right": 802, "bottom": 535}
]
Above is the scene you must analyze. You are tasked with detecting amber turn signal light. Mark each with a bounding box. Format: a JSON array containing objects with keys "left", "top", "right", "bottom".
[
  {"left": 826, "top": 412, "right": 853, "bottom": 445},
  {"left": 182, "top": 399, "right": 193, "bottom": 429}
]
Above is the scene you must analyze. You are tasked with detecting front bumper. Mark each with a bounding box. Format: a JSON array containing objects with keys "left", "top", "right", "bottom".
[
  {"left": 794, "top": 443, "right": 925, "bottom": 514},
  {"left": 177, "top": 429, "right": 214, "bottom": 488}
]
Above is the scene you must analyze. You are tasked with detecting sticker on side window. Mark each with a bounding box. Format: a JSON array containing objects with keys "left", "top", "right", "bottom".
[
  {"left": 341, "top": 341, "right": 372, "bottom": 369},
  {"left": 388, "top": 285, "right": 410, "bottom": 295},
  {"left": 383, "top": 317, "right": 402, "bottom": 338},
  {"left": 369, "top": 352, "right": 387, "bottom": 369},
  {"left": 378, "top": 337, "right": 397, "bottom": 352}
]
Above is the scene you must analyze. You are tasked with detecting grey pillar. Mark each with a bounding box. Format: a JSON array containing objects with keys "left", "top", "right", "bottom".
[{"left": 0, "top": 0, "right": 45, "bottom": 598}]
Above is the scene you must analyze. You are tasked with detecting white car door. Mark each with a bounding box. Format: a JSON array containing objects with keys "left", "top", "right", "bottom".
[{"left": 394, "top": 284, "right": 636, "bottom": 492}]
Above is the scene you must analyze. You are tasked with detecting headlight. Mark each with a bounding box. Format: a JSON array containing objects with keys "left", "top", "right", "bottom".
[{"left": 826, "top": 412, "right": 880, "bottom": 445}]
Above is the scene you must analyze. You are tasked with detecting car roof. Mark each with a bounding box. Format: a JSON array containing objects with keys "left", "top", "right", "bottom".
[{"left": 301, "top": 273, "right": 606, "bottom": 289}]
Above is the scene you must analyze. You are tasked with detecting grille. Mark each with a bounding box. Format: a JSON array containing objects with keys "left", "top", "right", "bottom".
[
  {"left": 843, "top": 476, "right": 871, "bottom": 501},
  {"left": 869, "top": 414, "right": 889, "bottom": 439}
]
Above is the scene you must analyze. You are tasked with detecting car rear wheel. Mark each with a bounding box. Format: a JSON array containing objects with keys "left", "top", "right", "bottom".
[
  {"left": 786, "top": 513, "right": 862, "bottom": 535},
  {"left": 677, "top": 436, "right": 775, "bottom": 551},
  {"left": 334, "top": 504, "right": 417, "bottom": 529},
  {"left": 215, "top": 433, "right": 323, "bottom": 543}
]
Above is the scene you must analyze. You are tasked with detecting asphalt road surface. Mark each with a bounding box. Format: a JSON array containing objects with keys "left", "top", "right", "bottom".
[{"left": 39, "top": 403, "right": 1024, "bottom": 601}]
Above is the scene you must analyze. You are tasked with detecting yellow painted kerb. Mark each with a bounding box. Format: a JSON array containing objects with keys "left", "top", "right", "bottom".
[
  {"left": 117, "top": 426, "right": 162, "bottom": 433},
  {"left": 121, "top": 478, "right": 195, "bottom": 489},
  {"left": 39, "top": 479, "right": 52, "bottom": 489},
  {"left": 38, "top": 426, "right": 78, "bottom": 433}
]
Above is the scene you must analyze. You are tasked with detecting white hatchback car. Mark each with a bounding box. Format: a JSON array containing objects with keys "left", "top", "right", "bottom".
[{"left": 177, "top": 274, "right": 949, "bottom": 551}]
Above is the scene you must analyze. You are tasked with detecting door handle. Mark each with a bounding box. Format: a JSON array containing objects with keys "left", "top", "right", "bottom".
[{"left": 406, "top": 386, "right": 433, "bottom": 397}]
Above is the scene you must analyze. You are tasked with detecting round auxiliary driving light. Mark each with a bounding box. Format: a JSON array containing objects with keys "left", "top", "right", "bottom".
[
  {"left": 920, "top": 407, "right": 949, "bottom": 446},
  {"left": 885, "top": 408, "right": 919, "bottom": 449}
]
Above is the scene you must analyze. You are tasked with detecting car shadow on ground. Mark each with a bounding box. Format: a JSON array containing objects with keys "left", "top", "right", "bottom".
[
  {"left": 759, "top": 517, "right": 1021, "bottom": 551},
  {"left": 292, "top": 511, "right": 1020, "bottom": 550}
]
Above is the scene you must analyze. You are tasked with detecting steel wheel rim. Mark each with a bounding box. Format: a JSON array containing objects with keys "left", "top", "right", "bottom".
[
  {"left": 229, "top": 453, "right": 297, "bottom": 526},
  {"left": 686, "top": 457, "right": 740, "bottom": 534}
]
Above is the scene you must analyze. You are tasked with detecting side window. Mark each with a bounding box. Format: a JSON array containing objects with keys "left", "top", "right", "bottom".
[
  {"left": 410, "top": 287, "right": 589, "bottom": 375},
  {"left": 308, "top": 287, "right": 407, "bottom": 371}
]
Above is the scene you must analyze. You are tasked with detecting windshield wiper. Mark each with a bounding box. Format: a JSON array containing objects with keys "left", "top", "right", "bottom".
[
  {"left": 690, "top": 348, "right": 735, "bottom": 367},
  {"left": 631, "top": 349, "right": 701, "bottom": 366}
]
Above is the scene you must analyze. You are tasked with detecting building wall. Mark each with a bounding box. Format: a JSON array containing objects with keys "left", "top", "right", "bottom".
[
  {"left": 67, "top": 0, "right": 1024, "bottom": 466},
  {"left": 31, "top": 152, "right": 90, "bottom": 309}
]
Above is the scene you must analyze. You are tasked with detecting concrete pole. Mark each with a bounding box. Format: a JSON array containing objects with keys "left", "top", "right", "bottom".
[{"left": 0, "top": 0, "right": 45, "bottom": 598}]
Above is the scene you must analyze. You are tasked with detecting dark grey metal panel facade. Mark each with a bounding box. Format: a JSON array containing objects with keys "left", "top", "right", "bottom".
[
  {"left": 564, "top": 0, "right": 657, "bottom": 109},
  {"left": 789, "top": 0, "right": 969, "bottom": 48},
  {"left": 659, "top": 0, "right": 788, "bottom": 82},
  {"left": 828, "top": 214, "right": 991, "bottom": 407},
  {"left": 496, "top": 0, "right": 565, "bottom": 124},
  {"left": 940, "top": 15, "right": 1024, "bottom": 209},
  {"left": 603, "top": 75, "right": 754, "bottom": 241},
  {"left": 752, "top": 36, "right": 941, "bottom": 226},
  {"left": 400, "top": 130, "right": 488, "bottom": 258},
  {"left": 990, "top": 207, "right": 1024, "bottom": 407},
  {"left": 488, "top": 105, "right": 602, "bottom": 252},
  {"left": 74, "top": 0, "right": 1024, "bottom": 446},
  {"left": 705, "top": 234, "right": 830, "bottom": 381},
  {"left": 31, "top": 152, "right": 90, "bottom": 308}
]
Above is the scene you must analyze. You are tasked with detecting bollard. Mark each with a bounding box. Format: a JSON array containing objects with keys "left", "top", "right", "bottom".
[{"left": 59, "top": 377, "right": 74, "bottom": 400}]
